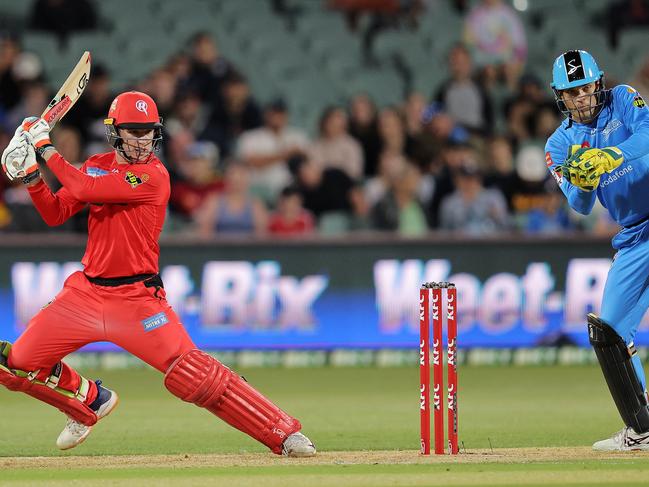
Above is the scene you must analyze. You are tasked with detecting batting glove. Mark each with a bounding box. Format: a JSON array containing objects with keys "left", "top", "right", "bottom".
[
  {"left": 1, "top": 127, "right": 40, "bottom": 184},
  {"left": 21, "top": 116, "right": 54, "bottom": 158}
]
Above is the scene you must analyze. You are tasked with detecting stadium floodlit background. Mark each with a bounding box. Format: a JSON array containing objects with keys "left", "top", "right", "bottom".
[{"left": 1, "top": 0, "right": 648, "bottom": 363}]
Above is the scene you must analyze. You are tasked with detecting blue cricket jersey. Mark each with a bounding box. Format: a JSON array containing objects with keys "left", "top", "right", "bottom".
[{"left": 545, "top": 85, "right": 649, "bottom": 228}]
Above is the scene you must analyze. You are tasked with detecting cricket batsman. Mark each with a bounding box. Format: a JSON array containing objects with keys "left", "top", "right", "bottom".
[
  {"left": 0, "top": 91, "right": 316, "bottom": 457},
  {"left": 546, "top": 50, "right": 649, "bottom": 451}
]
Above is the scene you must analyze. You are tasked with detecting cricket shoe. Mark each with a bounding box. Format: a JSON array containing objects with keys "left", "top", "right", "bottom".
[
  {"left": 56, "top": 380, "right": 119, "bottom": 450},
  {"left": 281, "top": 432, "right": 316, "bottom": 457},
  {"left": 592, "top": 426, "right": 649, "bottom": 451}
]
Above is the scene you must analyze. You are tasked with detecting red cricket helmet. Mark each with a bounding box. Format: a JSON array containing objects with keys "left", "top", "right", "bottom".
[
  {"left": 106, "top": 91, "right": 162, "bottom": 128},
  {"left": 104, "top": 91, "right": 163, "bottom": 163}
]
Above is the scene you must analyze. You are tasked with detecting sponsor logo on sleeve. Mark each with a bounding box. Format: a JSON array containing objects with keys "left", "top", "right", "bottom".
[
  {"left": 545, "top": 152, "right": 553, "bottom": 167},
  {"left": 86, "top": 167, "right": 109, "bottom": 177},
  {"left": 141, "top": 312, "right": 169, "bottom": 332},
  {"left": 124, "top": 171, "right": 148, "bottom": 188},
  {"left": 546, "top": 151, "right": 563, "bottom": 184},
  {"left": 634, "top": 95, "right": 646, "bottom": 109}
]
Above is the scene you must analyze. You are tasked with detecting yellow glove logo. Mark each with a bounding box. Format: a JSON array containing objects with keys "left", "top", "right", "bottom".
[
  {"left": 578, "top": 147, "right": 623, "bottom": 175},
  {"left": 560, "top": 146, "right": 623, "bottom": 192}
]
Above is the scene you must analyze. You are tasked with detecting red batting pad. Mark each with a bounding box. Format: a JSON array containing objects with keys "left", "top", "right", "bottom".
[
  {"left": 164, "top": 349, "right": 301, "bottom": 454},
  {"left": 0, "top": 364, "right": 97, "bottom": 426}
]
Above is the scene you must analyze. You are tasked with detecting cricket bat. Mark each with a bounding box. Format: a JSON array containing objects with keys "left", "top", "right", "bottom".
[
  {"left": 10, "top": 51, "right": 91, "bottom": 177},
  {"left": 41, "top": 50, "right": 92, "bottom": 129}
]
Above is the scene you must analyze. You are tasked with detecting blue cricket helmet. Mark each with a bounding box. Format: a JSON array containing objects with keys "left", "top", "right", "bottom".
[
  {"left": 551, "top": 50, "right": 608, "bottom": 123},
  {"left": 551, "top": 50, "right": 603, "bottom": 90}
]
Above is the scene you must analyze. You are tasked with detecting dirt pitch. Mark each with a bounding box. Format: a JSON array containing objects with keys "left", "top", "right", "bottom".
[{"left": 2, "top": 447, "right": 648, "bottom": 470}]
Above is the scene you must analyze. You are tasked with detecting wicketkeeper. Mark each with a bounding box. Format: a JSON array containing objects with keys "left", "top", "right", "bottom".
[
  {"left": 0, "top": 91, "right": 316, "bottom": 456},
  {"left": 545, "top": 50, "right": 649, "bottom": 451}
]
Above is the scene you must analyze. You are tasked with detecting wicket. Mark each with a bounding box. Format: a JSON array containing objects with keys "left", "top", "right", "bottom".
[{"left": 419, "top": 281, "right": 458, "bottom": 455}]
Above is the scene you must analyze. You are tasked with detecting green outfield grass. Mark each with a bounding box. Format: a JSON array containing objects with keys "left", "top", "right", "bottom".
[{"left": 2, "top": 364, "right": 649, "bottom": 485}]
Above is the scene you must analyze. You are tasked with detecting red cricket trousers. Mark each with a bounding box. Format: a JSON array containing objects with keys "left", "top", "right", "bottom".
[{"left": 7, "top": 271, "right": 196, "bottom": 406}]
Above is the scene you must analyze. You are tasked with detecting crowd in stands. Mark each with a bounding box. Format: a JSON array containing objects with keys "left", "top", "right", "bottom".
[{"left": 0, "top": 0, "right": 638, "bottom": 238}]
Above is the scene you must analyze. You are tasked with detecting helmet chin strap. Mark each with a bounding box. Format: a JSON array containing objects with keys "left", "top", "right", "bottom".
[
  {"left": 115, "top": 137, "right": 154, "bottom": 164},
  {"left": 119, "top": 150, "right": 153, "bottom": 164}
]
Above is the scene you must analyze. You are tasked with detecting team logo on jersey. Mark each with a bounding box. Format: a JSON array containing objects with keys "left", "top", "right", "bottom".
[
  {"left": 124, "top": 171, "right": 149, "bottom": 188},
  {"left": 602, "top": 119, "right": 622, "bottom": 139},
  {"left": 633, "top": 95, "right": 646, "bottom": 109},
  {"left": 136, "top": 100, "right": 148, "bottom": 115}
]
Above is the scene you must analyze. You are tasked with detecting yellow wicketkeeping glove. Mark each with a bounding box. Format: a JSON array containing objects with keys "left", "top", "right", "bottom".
[
  {"left": 567, "top": 147, "right": 624, "bottom": 176},
  {"left": 561, "top": 161, "right": 601, "bottom": 191},
  {"left": 560, "top": 146, "right": 624, "bottom": 192}
]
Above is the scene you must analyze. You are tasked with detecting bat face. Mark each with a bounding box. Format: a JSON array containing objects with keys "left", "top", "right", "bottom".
[{"left": 41, "top": 51, "right": 91, "bottom": 128}]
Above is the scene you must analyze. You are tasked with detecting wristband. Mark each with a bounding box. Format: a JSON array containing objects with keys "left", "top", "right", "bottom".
[
  {"left": 35, "top": 144, "right": 55, "bottom": 160},
  {"left": 21, "top": 168, "right": 41, "bottom": 185}
]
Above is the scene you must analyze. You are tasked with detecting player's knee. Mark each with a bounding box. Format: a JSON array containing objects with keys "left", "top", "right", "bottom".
[
  {"left": 158, "top": 342, "right": 196, "bottom": 373},
  {"left": 0, "top": 341, "right": 31, "bottom": 392},
  {"left": 5, "top": 343, "right": 39, "bottom": 372},
  {"left": 0, "top": 340, "right": 29, "bottom": 370},
  {"left": 0, "top": 340, "right": 11, "bottom": 366},
  {"left": 587, "top": 313, "right": 632, "bottom": 347},
  {"left": 164, "top": 349, "right": 233, "bottom": 405}
]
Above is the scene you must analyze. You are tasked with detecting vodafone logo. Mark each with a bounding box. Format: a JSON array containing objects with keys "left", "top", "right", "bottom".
[{"left": 136, "top": 100, "right": 148, "bottom": 116}]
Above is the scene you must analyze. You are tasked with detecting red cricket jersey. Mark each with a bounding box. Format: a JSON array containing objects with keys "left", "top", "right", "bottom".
[{"left": 27, "top": 152, "right": 170, "bottom": 278}]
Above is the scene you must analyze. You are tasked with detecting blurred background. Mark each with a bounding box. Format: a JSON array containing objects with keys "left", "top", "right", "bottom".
[{"left": 1, "top": 0, "right": 648, "bottom": 366}]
